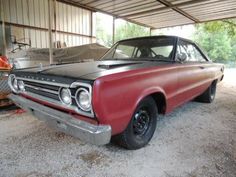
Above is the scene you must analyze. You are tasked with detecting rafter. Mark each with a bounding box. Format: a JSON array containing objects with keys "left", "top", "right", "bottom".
[
  {"left": 122, "top": 0, "right": 208, "bottom": 19},
  {"left": 156, "top": 0, "right": 200, "bottom": 22}
]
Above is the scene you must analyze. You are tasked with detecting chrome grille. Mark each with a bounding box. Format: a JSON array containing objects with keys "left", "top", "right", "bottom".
[
  {"left": 15, "top": 77, "right": 94, "bottom": 118},
  {"left": 16, "top": 77, "right": 78, "bottom": 112},
  {"left": 24, "top": 80, "right": 60, "bottom": 101},
  {"left": 24, "top": 81, "right": 60, "bottom": 101}
]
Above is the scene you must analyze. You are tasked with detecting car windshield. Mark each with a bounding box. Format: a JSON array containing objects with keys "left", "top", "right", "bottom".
[{"left": 101, "top": 37, "right": 175, "bottom": 61}]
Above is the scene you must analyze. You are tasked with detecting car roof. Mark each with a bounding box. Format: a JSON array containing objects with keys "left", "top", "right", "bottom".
[{"left": 117, "top": 35, "right": 194, "bottom": 44}]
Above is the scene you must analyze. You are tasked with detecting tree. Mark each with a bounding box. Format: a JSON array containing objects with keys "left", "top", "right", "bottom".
[
  {"left": 96, "top": 13, "right": 149, "bottom": 47},
  {"left": 115, "top": 21, "right": 149, "bottom": 42},
  {"left": 201, "top": 19, "right": 236, "bottom": 37},
  {"left": 194, "top": 19, "right": 236, "bottom": 65},
  {"left": 95, "top": 14, "right": 113, "bottom": 47}
]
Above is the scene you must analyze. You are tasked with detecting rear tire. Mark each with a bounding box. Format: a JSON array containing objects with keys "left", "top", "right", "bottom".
[
  {"left": 114, "top": 96, "right": 157, "bottom": 150},
  {"left": 196, "top": 81, "right": 217, "bottom": 103}
]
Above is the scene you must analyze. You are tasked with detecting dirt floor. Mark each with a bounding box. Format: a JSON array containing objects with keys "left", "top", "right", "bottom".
[{"left": 0, "top": 69, "right": 235, "bottom": 177}]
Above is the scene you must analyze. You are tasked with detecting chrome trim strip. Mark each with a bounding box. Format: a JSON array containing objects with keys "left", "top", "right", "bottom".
[
  {"left": 16, "top": 77, "right": 70, "bottom": 87},
  {"left": 70, "top": 82, "right": 92, "bottom": 89},
  {"left": 24, "top": 84, "right": 58, "bottom": 95}
]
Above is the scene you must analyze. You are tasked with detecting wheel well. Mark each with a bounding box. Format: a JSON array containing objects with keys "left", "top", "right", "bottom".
[{"left": 150, "top": 92, "right": 166, "bottom": 114}]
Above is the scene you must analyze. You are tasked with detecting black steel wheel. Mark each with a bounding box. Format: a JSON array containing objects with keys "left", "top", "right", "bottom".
[{"left": 114, "top": 96, "right": 157, "bottom": 150}]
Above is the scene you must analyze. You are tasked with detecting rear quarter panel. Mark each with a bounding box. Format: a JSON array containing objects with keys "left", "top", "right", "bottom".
[{"left": 173, "top": 62, "right": 215, "bottom": 108}]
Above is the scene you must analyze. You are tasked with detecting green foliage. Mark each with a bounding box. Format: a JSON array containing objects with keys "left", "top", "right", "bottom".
[
  {"left": 95, "top": 15, "right": 113, "bottom": 47},
  {"left": 96, "top": 14, "right": 149, "bottom": 47},
  {"left": 194, "top": 19, "right": 236, "bottom": 65},
  {"left": 114, "top": 21, "right": 149, "bottom": 42},
  {"left": 201, "top": 20, "right": 236, "bottom": 37}
]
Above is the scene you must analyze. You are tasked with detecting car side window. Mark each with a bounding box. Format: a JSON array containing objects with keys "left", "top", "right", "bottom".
[
  {"left": 113, "top": 45, "right": 135, "bottom": 58},
  {"left": 151, "top": 46, "right": 174, "bottom": 58},
  {"left": 177, "top": 40, "right": 207, "bottom": 62},
  {"left": 177, "top": 43, "right": 192, "bottom": 61},
  {"left": 192, "top": 46, "right": 207, "bottom": 62}
]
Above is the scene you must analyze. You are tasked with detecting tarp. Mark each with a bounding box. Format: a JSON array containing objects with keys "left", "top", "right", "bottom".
[{"left": 8, "top": 43, "right": 109, "bottom": 69}]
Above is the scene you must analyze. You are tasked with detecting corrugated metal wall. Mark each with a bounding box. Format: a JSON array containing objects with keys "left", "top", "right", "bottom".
[{"left": 1, "top": 0, "right": 95, "bottom": 49}]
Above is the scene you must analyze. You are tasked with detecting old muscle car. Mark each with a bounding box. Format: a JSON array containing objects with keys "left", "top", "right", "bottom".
[{"left": 8, "top": 36, "right": 224, "bottom": 149}]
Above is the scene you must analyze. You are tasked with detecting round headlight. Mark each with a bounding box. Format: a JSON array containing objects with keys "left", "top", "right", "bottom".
[
  {"left": 8, "top": 75, "right": 19, "bottom": 92},
  {"left": 59, "top": 88, "right": 72, "bottom": 105},
  {"left": 8, "top": 75, "right": 25, "bottom": 92},
  {"left": 75, "top": 88, "right": 91, "bottom": 111},
  {"left": 13, "top": 78, "right": 18, "bottom": 90},
  {"left": 18, "top": 80, "right": 25, "bottom": 91}
]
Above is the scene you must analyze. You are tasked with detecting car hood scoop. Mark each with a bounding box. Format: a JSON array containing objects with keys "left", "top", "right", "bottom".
[{"left": 97, "top": 62, "right": 140, "bottom": 69}]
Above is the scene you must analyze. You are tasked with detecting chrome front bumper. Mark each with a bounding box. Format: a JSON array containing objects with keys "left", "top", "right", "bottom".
[{"left": 9, "top": 94, "right": 111, "bottom": 145}]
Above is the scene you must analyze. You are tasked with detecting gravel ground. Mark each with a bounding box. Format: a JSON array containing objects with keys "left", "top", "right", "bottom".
[{"left": 0, "top": 69, "right": 235, "bottom": 177}]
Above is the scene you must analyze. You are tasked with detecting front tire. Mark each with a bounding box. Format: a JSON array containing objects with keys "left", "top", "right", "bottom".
[{"left": 114, "top": 97, "right": 157, "bottom": 150}]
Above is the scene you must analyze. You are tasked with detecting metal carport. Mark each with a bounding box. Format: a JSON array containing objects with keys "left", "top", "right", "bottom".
[
  {"left": 1, "top": 0, "right": 236, "bottom": 63},
  {"left": 59, "top": 0, "right": 236, "bottom": 29}
]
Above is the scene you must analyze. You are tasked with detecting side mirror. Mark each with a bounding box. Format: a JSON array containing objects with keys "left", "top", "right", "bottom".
[{"left": 177, "top": 53, "right": 187, "bottom": 62}]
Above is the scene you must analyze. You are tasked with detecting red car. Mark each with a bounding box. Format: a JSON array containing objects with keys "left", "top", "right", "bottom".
[{"left": 8, "top": 36, "right": 224, "bottom": 149}]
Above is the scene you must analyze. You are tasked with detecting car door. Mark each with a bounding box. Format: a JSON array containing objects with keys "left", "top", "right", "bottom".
[{"left": 174, "top": 39, "right": 212, "bottom": 107}]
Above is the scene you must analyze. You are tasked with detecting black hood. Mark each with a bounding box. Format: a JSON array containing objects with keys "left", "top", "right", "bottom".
[{"left": 14, "top": 60, "right": 170, "bottom": 81}]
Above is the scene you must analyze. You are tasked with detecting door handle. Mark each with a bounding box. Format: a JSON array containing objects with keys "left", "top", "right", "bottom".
[{"left": 199, "top": 66, "right": 205, "bottom": 69}]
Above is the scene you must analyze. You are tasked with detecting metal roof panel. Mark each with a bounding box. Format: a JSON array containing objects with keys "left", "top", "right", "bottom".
[{"left": 63, "top": 0, "right": 236, "bottom": 29}]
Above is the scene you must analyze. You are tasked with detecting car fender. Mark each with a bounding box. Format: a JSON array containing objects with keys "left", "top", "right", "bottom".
[{"left": 132, "top": 86, "right": 167, "bottom": 115}]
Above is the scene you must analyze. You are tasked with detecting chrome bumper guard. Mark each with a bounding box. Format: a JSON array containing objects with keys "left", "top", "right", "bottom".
[{"left": 9, "top": 94, "right": 111, "bottom": 145}]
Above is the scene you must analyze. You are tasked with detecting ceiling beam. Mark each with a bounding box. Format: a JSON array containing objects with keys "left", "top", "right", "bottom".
[
  {"left": 57, "top": 0, "right": 235, "bottom": 30},
  {"left": 151, "top": 16, "right": 236, "bottom": 29},
  {"left": 122, "top": 0, "right": 209, "bottom": 19},
  {"left": 156, "top": 0, "right": 200, "bottom": 23}
]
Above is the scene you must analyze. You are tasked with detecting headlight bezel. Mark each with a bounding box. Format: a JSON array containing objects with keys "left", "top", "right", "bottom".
[
  {"left": 8, "top": 74, "right": 19, "bottom": 93},
  {"left": 75, "top": 87, "right": 92, "bottom": 112},
  {"left": 70, "top": 82, "right": 94, "bottom": 117},
  {"left": 8, "top": 74, "right": 26, "bottom": 93},
  {"left": 58, "top": 82, "right": 93, "bottom": 117}
]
